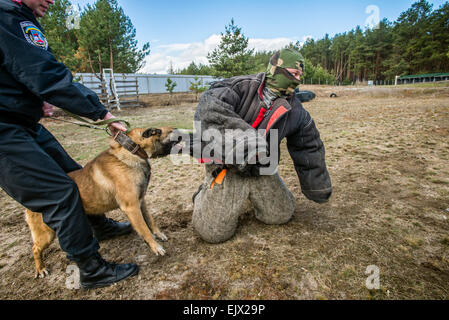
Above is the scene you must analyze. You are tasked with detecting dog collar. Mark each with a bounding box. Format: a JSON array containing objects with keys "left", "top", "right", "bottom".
[{"left": 113, "top": 131, "right": 149, "bottom": 160}]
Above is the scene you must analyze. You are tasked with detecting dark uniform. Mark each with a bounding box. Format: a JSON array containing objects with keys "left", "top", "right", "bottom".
[{"left": 0, "top": 0, "right": 108, "bottom": 262}]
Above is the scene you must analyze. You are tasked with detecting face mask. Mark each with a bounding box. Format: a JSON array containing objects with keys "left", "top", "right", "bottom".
[
  {"left": 265, "top": 49, "right": 305, "bottom": 97},
  {"left": 266, "top": 70, "right": 302, "bottom": 96}
]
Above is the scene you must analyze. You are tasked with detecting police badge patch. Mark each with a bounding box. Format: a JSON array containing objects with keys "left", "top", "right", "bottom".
[{"left": 20, "top": 21, "right": 48, "bottom": 50}]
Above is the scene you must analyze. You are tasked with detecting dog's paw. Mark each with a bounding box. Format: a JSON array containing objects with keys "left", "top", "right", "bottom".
[
  {"left": 151, "top": 243, "right": 166, "bottom": 256},
  {"left": 35, "top": 268, "right": 49, "bottom": 279},
  {"left": 154, "top": 231, "right": 168, "bottom": 242}
]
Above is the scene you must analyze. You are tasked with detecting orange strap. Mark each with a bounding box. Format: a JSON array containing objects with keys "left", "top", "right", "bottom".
[{"left": 210, "top": 169, "right": 227, "bottom": 190}]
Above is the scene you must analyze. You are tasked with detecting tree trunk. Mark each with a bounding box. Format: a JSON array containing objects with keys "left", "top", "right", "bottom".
[
  {"left": 375, "top": 52, "right": 380, "bottom": 79},
  {"left": 87, "top": 51, "right": 100, "bottom": 80},
  {"left": 340, "top": 52, "right": 344, "bottom": 81},
  {"left": 346, "top": 56, "right": 351, "bottom": 79},
  {"left": 109, "top": 39, "right": 114, "bottom": 70},
  {"left": 98, "top": 51, "right": 103, "bottom": 75}
]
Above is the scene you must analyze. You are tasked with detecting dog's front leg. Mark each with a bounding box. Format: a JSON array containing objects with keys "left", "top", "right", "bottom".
[
  {"left": 119, "top": 200, "right": 166, "bottom": 256},
  {"left": 140, "top": 200, "right": 168, "bottom": 242}
]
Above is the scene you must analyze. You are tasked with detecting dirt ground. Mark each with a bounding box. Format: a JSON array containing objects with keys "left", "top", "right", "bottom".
[{"left": 0, "top": 85, "right": 448, "bottom": 300}]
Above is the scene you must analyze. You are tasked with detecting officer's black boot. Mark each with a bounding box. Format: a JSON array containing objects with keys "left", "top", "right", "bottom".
[
  {"left": 87, "top": 215, "right": 133, "bottom": 241},
  {"left": 77, "top": 252, "right": 139, "bottom": 290}
]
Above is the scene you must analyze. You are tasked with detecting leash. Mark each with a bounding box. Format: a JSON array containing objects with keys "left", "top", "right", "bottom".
[
  {"left": 49, "top": 111, "right": 148, "bottom": 160},
  {"left": 54, "top": 110, "right": 131, "bottom": 136},
  {"left": 49, "top": 117, "right": 111, "bottom": 133}
]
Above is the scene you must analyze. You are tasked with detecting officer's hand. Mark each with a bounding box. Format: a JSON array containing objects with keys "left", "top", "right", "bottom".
[
  {"left": 103, "top": 112, "right": 127, "bottom": 136},
  {"left": 42, "top": 102, "right": 55, "bottom": 117}
]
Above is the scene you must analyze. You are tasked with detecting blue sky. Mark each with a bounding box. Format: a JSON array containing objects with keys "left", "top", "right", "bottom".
[{"left": 70, "top": 0, "right": 448, "bottom": 73}]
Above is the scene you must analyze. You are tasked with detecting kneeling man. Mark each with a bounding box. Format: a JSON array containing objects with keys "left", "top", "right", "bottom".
[{"left": 191, "top": 48, "right": 332, "bottom": 243}]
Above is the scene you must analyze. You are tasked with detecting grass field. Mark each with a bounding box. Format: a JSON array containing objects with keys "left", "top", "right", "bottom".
[{"left": 0, "top": 85, "right": 448, "bottom": 300}]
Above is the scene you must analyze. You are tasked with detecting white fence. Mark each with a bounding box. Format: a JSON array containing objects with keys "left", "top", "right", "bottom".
[{"left": 76, "top": 73, "right": 217, "bottom": 95}]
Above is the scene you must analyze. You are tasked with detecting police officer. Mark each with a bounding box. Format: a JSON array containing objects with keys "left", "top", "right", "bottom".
[
  {"left": 192, "top": 48, "right": 332, "bottom": 243},
  {"left": 0, "top": 0, "right": 138, "bottom": 289}
]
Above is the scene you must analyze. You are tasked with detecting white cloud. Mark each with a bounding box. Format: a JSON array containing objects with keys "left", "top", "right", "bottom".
[
  {"left": 139, "top": 34, "right": 299, "bottom": 74},
  {"left": 248, "top": 37, "right": 295, "bottom": 52},
  {"left": 297, "top": 35, "right": 313, "bottom": 48}
]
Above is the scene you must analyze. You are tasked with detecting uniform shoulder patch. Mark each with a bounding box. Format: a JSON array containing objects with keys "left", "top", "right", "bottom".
[{"left": 20, "top": 21, "right": 48, "bottom": 50}]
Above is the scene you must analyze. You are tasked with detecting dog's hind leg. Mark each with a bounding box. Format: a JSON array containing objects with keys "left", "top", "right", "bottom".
[
  {"left": 25, "top": 209, "right": 56, "bottom": 279},
  {"left": 118, "top": 199, "right": 166, "bottom": 256},
  {"left": 140, "top": 200, "right": 167, "bottom": 242}
]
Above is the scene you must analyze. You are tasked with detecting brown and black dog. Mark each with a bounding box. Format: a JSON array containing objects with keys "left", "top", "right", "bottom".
[{"left": 25, "top": 127, "right": 181, "bottom": 278}]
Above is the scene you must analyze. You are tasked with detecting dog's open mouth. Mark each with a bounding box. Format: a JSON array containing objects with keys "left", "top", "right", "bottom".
[{"left": 150, "top": 130, "right": 187, "bottom": 158}]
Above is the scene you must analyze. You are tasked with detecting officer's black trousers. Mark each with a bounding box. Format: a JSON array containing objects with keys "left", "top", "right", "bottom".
[{"left": 0, "top": 122, "right": 99, "bottom": 262}]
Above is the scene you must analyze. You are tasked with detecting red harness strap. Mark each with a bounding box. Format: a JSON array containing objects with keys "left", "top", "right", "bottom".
[
  {"left": 252, "top": 80, "right": 269, "bottom": 129},
  {"left": 251, "top": 108, "right": 268, "bottom": 129},
  {"left": 264, "top": 106, "right": 288, "bottom": 136}
]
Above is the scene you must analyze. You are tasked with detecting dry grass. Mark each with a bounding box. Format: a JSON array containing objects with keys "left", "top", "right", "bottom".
[
  {"left": 139, "top": 92, "right": 199, "bottom": 107},
  {"left": 0, "top": 86, "right": 448, "bottom": 300}
]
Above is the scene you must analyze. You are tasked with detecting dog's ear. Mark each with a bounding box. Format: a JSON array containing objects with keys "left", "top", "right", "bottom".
[{"left": 143, "top": 128, "right": 162, "bottom": 138}]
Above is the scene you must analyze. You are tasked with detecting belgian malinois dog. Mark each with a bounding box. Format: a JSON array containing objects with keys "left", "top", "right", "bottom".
[{"left": 25, "top": 127, "right": 181, "bottom": 278}]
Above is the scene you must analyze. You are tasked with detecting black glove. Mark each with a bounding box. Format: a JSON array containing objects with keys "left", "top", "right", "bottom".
[
  {"left": 235, "top": 149, "right": 271, "bottom": 177},
  {"left": 236, "top": 163, "right": 262, "bottom": 177}
]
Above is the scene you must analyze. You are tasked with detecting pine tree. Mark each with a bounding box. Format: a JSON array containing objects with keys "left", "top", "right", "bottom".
[
  {"left": 76, "top": 0, "right": 150, "bottom": 76},
  {"left": 165, "top": 78, "right": 177, "bottom": 105},
  {"left": 207, "top": 19, "right": 255, "bottom": 78},
  {"left": 366, "top": 19, "right": 393, "bottom": 80},
  {"left": 165, "top": 78, "right": 177, "bottom": 93},
  {"left": 396, "top": 0, "right": 433, "bottom": 74},
  {"left": 189, "top": 77, "right": 208, "bottom": 101},
  {"left": 40, "top": 0, "right": 79, "bottom": 70},
  {"left": 250, "top": 51, "right": 274, "bottom": 74},
  {"left": 428, "top": 2, "right": 449, "bottom": 71},
  {"left": 176, "top": 62, "right": 213, "bottom": 75},
  {"left": 296, "top": 0, "right": 448, "bottom": 82},
  {"left": 167, "top": 61, "right": 175, "bottom": 74}
]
